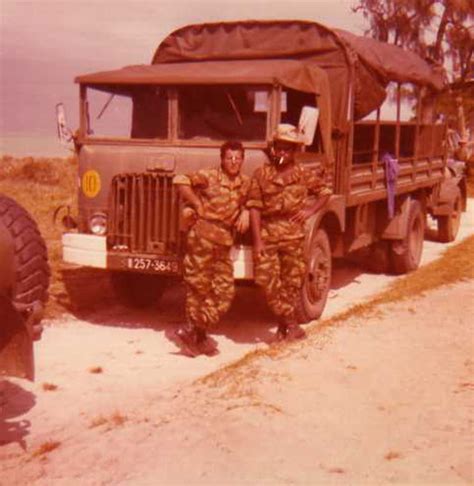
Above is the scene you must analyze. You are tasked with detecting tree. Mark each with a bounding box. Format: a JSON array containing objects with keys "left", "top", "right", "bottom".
[
  {"left": 352, "top": 0, "right": 473, "bottom": 82},
  {"left": 353, "top": 0, "right": 473, "bottom": 138}
]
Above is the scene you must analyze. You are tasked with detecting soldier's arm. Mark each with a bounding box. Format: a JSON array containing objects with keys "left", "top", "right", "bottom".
[
  {"left": 249, "top": 208, "right": 265, "bottom": 256},
  {"left": 234, "top": 177, "right": 251, "bottom": 233},
  {"left": 246, "top": 172, "right": 266, "bottom": 255},
  {"left": 173, "top": 172, "right": 208, "bottom": 216},
  {"left": 290, "top": 168, "right": 332, "bottom": 223}
]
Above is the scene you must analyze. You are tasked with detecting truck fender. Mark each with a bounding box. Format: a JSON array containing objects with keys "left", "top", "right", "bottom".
[{"left": 432, "top": 166, "right": 467, "bottom": 216}]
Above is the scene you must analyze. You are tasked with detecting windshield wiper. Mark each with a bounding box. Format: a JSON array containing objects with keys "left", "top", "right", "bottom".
[
  {"left": 97, "top": 93, "right": 115, "bottom": 120},
  {"left": 225, "top": 90, "right": 243, "bottom": 125}
]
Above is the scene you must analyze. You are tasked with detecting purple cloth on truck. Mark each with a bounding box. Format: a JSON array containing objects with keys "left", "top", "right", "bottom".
[{"left": 383, "top": 153, "right": 399, "bottom": 219}]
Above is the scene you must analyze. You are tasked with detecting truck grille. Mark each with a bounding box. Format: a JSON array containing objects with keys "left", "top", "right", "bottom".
[{"left": 108, "top": 173, "right": 181, "bottom": 254}]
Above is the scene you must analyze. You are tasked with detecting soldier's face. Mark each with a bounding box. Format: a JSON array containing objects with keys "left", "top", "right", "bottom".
[
  {"left": 273, "top": 141, "right": 297, "bottom": 165},
  {"left": 221, "top": 149, "right": 244, "bottom": 178}
]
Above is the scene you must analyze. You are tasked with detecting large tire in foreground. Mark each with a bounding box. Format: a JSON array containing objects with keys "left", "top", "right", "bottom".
[
  {"left": 295, "top": 228, "right": 332, "bottom": 323},
  {"left": 390, "top": 200, "right": 425, "bottom": 275},
  {"left": 437, "top": 187, "right": 462, "bottom": 243},
  {"left": 0, "top": 194, "right": 50, "bottom": 307},
  {"left": 109, "top": 271, "right": 168, "bottom": 308}
]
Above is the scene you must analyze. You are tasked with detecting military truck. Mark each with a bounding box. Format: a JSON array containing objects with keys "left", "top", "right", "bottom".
[
  {"left": 56, "top": 20, "right": 466, "bottom": 321},
  {"left": 0, "top": 194, "right": 50, "bottom": 380}
]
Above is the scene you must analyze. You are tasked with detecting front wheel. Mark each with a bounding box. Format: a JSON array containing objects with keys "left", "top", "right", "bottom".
[
  {"left": 390, "top": 200, "right": 425, "bottom": 274},
  {"left": 295, "top": 228, "right": 332, "bottom": 323}
]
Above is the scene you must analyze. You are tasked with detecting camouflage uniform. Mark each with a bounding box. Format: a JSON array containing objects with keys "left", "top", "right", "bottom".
[
  {"left": 174, "top": 168, "right": 250, "bottom": 330},
  {"left": 247, "top": 162, "right": 331, "bottom": 321}
]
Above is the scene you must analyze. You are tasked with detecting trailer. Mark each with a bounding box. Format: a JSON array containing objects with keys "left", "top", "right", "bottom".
[{"left": 57, "top": 20, "right": 466, "bottom": 320}]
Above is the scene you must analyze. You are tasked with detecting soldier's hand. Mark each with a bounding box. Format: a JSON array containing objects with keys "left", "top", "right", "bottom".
[
  {"left": 235, "top": 209, "right": 250, "bottom": 233},
  {"left": 290, "top": 208, "right": 312, "bottom": 224}
]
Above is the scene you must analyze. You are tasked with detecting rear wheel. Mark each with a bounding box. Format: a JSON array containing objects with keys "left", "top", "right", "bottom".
[
  {"left": 295, "top": 228, "right": 332, "bottom": 323},
  {"left": 109, "top": 271, "right": 168, "bottom": 308},
  {"left": 437, "top": 187, "right": 462, "bottom": 243},
  {"left": 390, "top": 200, "right": 425, "bottom": 274}
]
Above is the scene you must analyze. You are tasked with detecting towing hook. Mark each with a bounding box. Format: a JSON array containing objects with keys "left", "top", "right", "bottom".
[{"left": 53, "top": 205, "right": 77, "bottom": 230}]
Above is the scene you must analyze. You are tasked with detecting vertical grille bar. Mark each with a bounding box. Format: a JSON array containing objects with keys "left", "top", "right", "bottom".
[{"left": 123, "top": 175, "right": 130, "bottom": 248}]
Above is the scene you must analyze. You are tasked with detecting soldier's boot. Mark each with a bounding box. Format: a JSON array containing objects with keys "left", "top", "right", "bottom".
[
  {"left": 174, "top": 324, "right": 218, "bottom": 357},
  {"left": 195, "top": 327, "right": 219, "bottom": 357},
  {"left": 274, "top": 315, "right": 306, "bottom": 342}
]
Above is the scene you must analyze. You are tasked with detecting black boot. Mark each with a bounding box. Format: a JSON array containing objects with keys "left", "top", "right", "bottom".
[
  {"left": 174, "top": 324, "right": 218, "bottom": 357},
  {"left": 274, "top": 315, "right": 306, "bottom": 342}
]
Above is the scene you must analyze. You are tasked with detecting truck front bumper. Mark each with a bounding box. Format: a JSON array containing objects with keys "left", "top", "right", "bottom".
[{"left": 62, "top": 233, "right": 255, "bottom": 279}]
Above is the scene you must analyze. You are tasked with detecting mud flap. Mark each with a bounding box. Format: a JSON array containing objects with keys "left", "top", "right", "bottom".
[{"left": 0, "top": 295, "right": 34, "bottom": 381}]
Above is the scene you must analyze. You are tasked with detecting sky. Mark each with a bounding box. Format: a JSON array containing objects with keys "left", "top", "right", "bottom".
[{"left": 0, "top": 0, "right": 367, "bottom": 156}]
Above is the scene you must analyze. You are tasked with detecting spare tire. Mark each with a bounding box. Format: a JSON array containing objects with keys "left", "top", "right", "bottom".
[{"left": 0, "top": 194, "right": 50, "bottom": 308}]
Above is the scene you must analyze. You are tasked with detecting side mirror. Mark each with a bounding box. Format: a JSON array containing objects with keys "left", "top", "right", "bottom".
[
  {"left": 298, "top": 106, "right": 319, "bottom": 146},
  {"left": 56, "top": 103, "right": 73, "bottom": 145}
]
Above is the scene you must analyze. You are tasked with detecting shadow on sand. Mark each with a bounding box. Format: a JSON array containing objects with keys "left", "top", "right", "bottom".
[
  {"left": 0, "top": 379, "right": 36, "bottom": 450},
  {"left": 55, "top": 259, "right": 370, "bottom": 347}
]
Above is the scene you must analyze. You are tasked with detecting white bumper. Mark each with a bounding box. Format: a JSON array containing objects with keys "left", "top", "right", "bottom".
[
  {"left": 62, "top": 233, "right": 107, "bottom": 268},
  {"left": 62, "top": 233, "right": 254, "bottom": 279}
]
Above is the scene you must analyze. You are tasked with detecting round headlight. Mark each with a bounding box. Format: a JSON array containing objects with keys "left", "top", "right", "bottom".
[{"left": 89, "top": 213, "right": 107, "bottom": 236}]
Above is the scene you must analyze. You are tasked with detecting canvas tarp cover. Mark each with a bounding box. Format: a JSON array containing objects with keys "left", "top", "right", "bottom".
[
  {"left": 152, "top": 20, "right": 445, "bottom": 126},
  {"left": 75, "top": 59, "right": 328, "bottom": 94}
]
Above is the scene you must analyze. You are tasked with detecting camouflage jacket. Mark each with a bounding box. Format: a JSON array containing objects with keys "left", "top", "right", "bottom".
[
  {"left": 247, "top": 162, "right": 331, "bottom": 243},
  {"left": 174, "top": 168, "right": 250, "bottom": 246}
]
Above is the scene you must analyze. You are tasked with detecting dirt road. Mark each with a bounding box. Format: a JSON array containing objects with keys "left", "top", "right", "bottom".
[{"left": 0, "top": 201, "right": 473, "bottom": 485}]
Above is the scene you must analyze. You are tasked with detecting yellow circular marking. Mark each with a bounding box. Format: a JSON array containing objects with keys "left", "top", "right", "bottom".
[{"left": 82, "top": 170, "right": 101, "bottom": 198}]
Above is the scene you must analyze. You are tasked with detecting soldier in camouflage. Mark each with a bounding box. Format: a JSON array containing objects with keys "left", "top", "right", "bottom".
[
  {"left": 248, "top": 124, "right": 332, "bottom": 341},
  {"left": 173, "top": 141, "right": 250, "bottom": 357}
]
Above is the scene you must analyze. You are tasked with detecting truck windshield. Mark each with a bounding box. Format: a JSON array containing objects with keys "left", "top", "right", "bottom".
[
  {"left": 178, "top": 85, "right": 268, "bottom": 141},
  {"left": 84, "top": 84, "right": 268, "bottom": 142}
]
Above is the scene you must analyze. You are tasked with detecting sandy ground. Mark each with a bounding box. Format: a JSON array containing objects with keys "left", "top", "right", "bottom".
[{"left": 0, "top": 202, "right": 473, "bottom": 485}]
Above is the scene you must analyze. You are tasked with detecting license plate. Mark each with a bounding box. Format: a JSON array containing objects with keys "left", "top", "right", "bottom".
[
  {"left": 108, "top": 254, "right": 180, "bottom": 275},
  {"left": 127, "top": 257, "right": 180, "bottom": 273}
]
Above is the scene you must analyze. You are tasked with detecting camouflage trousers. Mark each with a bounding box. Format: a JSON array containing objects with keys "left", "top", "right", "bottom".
[
  {"left": 183, "top": 229, "right": 234, "bottom": 330},
  {"left": 254, "top": 238, "right": 306, "bottom": 320}
]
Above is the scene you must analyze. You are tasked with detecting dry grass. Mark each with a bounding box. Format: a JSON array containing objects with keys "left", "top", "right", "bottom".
[
  {"left": 31, "top": 440, "right": 61, "bottom": 457},
  {"left": 88, "top": 412, "right": 128, "bottom": 430},
  {"left": 384, "top": 451, "right": 402, "bottom": 461},
  {"left": 88, "top": 415, "right": 108, "bottom": 428},
  {"left": 88, "top": 366, "right": 103, "bottom": 374},
  {"left": 42, "top": 382, "right": 58, "bottom": 391},
  {"left": 0, "top": 155, "right": 79, "bottom": 318}
]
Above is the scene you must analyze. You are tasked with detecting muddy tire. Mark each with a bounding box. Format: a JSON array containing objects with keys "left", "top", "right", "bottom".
[
  {"left": 437, "top": 187, "right": 462, "bottom": 243},
  {"left": 0, "top": 194, "right": 50, "bottom": 307},
  {"left": 365, "top": 241, "right": 391, "bottom": 274},
  {"left": 295, "top": 228, "right": 332, "bottom": 323},
  {"left": 109, "top": 271, "right": 168, "bottom": 308},
  {"left": 390, "top": 200, "right": 425, "bottom": 274}
]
